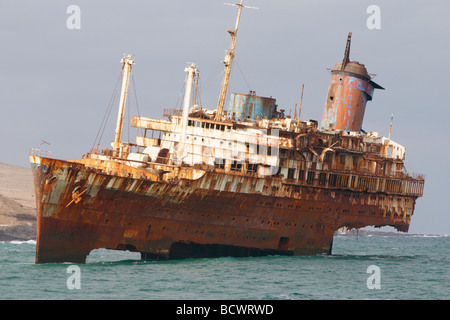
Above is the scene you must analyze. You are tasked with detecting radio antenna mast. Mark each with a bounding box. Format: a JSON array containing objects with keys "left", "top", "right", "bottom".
[{"left": 215, "top": 0, "right": 258, "bottom": 121}]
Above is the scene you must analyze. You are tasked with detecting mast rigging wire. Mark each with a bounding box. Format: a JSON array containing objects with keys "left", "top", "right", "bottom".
[{"left": 92, "top": 71, "right": 122, "bottom": 151}]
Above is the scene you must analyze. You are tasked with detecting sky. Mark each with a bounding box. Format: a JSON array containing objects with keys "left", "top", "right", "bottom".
[{"left": 0, "top": 0, "right": 448, "bottom": 235}]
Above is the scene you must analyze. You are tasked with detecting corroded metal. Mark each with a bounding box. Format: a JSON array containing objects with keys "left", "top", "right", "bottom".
[
  {"left": 227, "top": 92, "right": 278, "bottom": 121},
  {"left": 30, "top": 13, "right": 424, "bottom": 264},
  {"left": 320, "top": 33, "right": 384, "bottom": 132},
  {"left": 31, "top": 140, "right": 423, "bottom": 263}
]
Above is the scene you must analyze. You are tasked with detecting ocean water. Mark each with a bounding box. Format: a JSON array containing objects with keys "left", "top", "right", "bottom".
[{"left": 0, "top": 235, "right": 448, "bottom": 300}]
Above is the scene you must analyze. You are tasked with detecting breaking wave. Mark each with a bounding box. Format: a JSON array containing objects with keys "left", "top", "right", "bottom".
[{"left": 1, "top": 240, "right": 36, "bottom": 245}]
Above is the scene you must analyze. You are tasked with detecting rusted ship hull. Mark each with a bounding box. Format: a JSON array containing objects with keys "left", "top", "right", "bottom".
[{"left": 31, "top": 155, "right": 414, "bottom": 264}]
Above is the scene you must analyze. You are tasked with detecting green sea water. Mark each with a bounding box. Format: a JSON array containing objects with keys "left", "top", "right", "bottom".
[{"left": 0, "top": 235, "right": 448, "bottom": 300}]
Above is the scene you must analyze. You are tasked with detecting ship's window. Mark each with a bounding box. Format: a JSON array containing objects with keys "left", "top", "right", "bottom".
[
  {"left": 328, "top": 174, "right": 337, "bottom": 187},
  {"left": 247, "top": 163, "right": 257, "bottom": 173},
  {"left": 220, "top": 125, "right": 225, "bottom": 131},
  {"left": 350, "top": 176, "right": 357, "bottom": 188},
  {"left": 359, "top": 177, "right": 368, "bottom": 190},
  {"left": 287, "top": 168, "right": 295, "bottom": 180},
  {"left": 337, "top": 175, "right": 349, "bottom": 188},
  {"left": 330, "top": 96, "right": 334, "bottom": 101},
  {"left": 306, "top": 171, "right": 315, "bottom": 185},
  {"left": 318, "top": 173, "right": 327, "bottom": 185},
  {"left": 215, "top": 158, "right": 225, "bottom": 169},
  {"left": 230, "top": 160, "right": 242, "bottom": 172},
  {"left": 298, "top": 169, "right": 305, "bottom": 181}
]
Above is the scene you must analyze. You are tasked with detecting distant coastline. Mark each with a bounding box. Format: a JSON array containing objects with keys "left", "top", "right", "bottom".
[
  {"left": 1, "top": 226, "right": 445, "bottom": 242},
  {"left": 0, "top": 162, "right": 37, "bottom": 242},
  {"left": 334, "top": 228, "right": 446, "bottom": 238}
]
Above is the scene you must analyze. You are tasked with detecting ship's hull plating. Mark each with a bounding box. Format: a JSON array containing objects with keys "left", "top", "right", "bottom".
[{"left": 30, "top": 156, "right": 413, "bottom": 264}]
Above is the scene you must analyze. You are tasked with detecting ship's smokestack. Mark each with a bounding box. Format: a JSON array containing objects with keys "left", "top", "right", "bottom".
[{"left": 320, "top": 32, "right": 384, "bottom": 133}]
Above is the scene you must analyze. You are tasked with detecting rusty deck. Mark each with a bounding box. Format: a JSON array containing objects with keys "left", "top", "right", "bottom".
[{"left": 31, "top": 155, "right": 418, "bottom": 264}]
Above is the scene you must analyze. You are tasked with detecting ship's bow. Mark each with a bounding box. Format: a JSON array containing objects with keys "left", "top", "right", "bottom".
[{"left": 30, "top": 155, "right": 93, "bottom": 264}]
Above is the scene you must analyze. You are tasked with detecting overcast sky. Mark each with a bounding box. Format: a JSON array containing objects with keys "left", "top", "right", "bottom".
[{"left": 0, "top": 0, "right": 448, "bottom": 234}]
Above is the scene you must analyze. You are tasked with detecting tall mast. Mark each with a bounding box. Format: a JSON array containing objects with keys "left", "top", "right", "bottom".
[
  {"left": 388, "top": 114, "right": 393, "bottom": 142},
  {"left": 297, "top": 84, "right": 304, "bottom": 123},
  {"left": 177, "top": 63, "right": 199, "bottom": 164},
  {"left": 113, "top": 54, "right": 134, "bottom": 155},
  {"left": 386, "top": 114, "right": 393, "bottom": 157},
  {"left": 215, "top": 0, "right": 257, "bottom": 121}
]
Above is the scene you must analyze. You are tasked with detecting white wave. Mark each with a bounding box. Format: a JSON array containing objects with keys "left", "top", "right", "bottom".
[
  {"left": 410, "top": 234, "right": 449, "bottom": 238},
  {"left": 8, "top": 240, "right": 36, "bottom": 245}
]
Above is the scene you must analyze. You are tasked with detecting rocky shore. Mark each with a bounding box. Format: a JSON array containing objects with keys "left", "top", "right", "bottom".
[{"left": 0, "top": 162, "right": 36, "bottom": 241}]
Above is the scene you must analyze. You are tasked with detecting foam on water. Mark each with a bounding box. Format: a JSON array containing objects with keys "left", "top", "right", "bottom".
[{"left": 5, "top": 240, "right": 37, "bottom": 245}]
